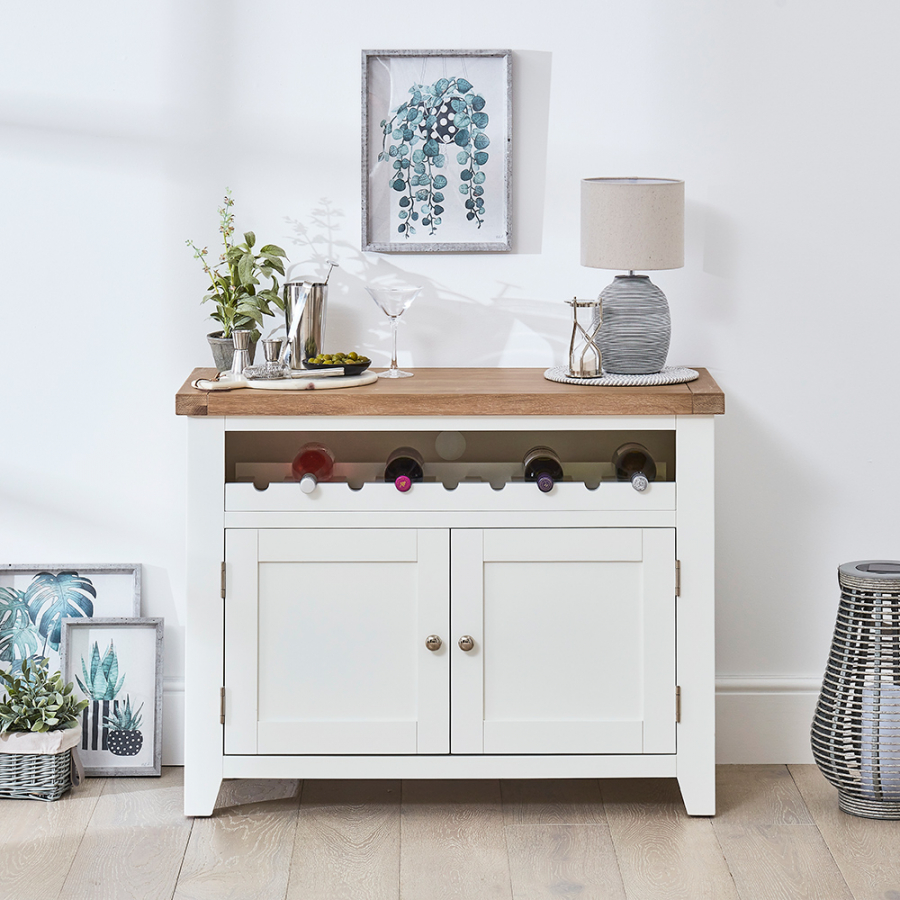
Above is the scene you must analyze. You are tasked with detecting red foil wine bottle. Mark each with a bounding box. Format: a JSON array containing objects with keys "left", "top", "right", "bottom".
[
  {"left": 523, "top": 446, "right": 563, "bottom": 493},
  {"left": 291, "top": 442, "right": 335, "bottom": 493},
  {"left": 612, "top": 442, "right": 657, "bottom": 492},
  {"left": 384, "top": 447, "right": 424, "bottom": 492}
]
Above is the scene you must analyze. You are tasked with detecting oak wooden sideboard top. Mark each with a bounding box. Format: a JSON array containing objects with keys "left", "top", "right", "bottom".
[{"left": 175, "top": 367, "right": 724, "bottom": 418}]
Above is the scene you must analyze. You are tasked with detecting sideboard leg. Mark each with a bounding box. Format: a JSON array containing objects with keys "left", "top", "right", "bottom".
[
  {"left": 184, "top": 417, "right": 226, "bottom": 818},
  {"left": 184, "top": 769, "right": 222, "bottom": 817},
  {"left": 675, "top": 415, "right": 717, "bottom": 817},
  {"left": 678, "top": 765, "right": 716, "bottom": 816}
]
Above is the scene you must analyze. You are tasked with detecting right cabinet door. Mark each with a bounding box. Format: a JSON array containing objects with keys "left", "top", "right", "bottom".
[{"left": 450, "top": 528, "right": 676, "bottom": 755}]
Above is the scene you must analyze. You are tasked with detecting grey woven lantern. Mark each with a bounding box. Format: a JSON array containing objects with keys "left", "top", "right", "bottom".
[{"left": 812, "top": 561, "right": 900, "bottom": 818}]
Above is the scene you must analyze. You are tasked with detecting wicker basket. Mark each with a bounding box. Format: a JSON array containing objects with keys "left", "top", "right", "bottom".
[
  {"left": 812, "top": 560, "right": 900, "bottom": 819},
  {"left": 0, "top": 747, "right": 73, "bottom": 801}
]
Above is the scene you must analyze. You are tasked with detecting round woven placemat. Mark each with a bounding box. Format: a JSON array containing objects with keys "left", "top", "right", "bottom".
[{"left": 543, "top": 366, "right": 699, "bottom": 387}]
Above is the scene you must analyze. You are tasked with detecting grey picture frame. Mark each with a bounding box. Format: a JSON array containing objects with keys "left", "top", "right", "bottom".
[
  {"left": 362, "top": 49, "right": 512, "bottom": 253},
  {"left": 60, "top": 617, "right": 164, "bottom": 777},
  {"left": 0, "top": 563, "right": 141, "bottom": 677}
]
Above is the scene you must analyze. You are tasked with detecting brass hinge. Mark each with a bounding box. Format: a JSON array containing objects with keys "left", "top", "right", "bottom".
[
  {"left": 221, "top": 562, "right": 226, "bottom": 599},
  {"left": 675, "top": 560, "right": 681, "bottom": 597},
  {"left": 675, "top": 685, "right": 682, "bottom": 723},
  {"left": 220, "top": 687, "right": 226, "bottom": 725}
]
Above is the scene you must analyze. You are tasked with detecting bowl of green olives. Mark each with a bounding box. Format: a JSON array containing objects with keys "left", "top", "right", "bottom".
[{"left": 304, "top": 352, "right": 372, "bottom": 376}]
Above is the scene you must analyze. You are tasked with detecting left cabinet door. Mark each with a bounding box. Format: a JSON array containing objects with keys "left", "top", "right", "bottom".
[{"left": 224, "top": 528, "right": 450, "bottom": 755}]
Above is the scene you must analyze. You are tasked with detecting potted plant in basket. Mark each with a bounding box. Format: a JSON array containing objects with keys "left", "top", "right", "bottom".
[
  {"left": 0, "top": 658, "right": 88, "bottom": 801},
  {"left": 187, "top": 189, "right": 290, "bottom": 371}
]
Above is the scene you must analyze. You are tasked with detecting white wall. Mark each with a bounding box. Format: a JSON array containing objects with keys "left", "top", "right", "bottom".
[{"left": 3, "top": 0, "right": 899, "bottom": 764}]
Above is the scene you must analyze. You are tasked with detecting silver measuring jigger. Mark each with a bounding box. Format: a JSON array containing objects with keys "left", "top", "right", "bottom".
[
  {"left": 262, "top": 338, "right": 283, "bottom": 363},
  {"left": 229, "top": 329, "right": 253, "bottom": 379},
  {"left": 284, "top": 281, "right": 327, "bottom": 369}
]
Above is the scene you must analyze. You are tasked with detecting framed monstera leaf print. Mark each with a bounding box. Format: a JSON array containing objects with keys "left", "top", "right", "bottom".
[
  {"left": 0, "top": 564, "right": 140, "bottom": 679},
  {"left": 362, "top": 49, "right": 512, "bottom": 252}
]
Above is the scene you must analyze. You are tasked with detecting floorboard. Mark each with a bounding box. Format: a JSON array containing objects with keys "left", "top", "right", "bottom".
[
  {"left": 2, "top": 767, "right": 899, "bottom": 900},
  {"left": 287, "top": 779, "right": 401, "bottom": 900},
  {"left": 790, "top": 764, "right": 900, "bottom": 900},
  {"left": 602, "top": 778, "right": 740, "bottom": 900},
  {"left": 173, "top": 778, "right": 301, "bottom": 900},
  {"left": 400, "top": 780, "right": 513, "bottom": 900},
  {"left": 500, "top": 778, "right": 606, "bottom": 825},
  {"left": 502, "top": 778, "right": 625, "bottom": 900},
  {"left": 0, "top": 775, "right": 105, "bottom": 900},
  {"left": 712, "top": 765, "right": 854, "bottom": 900},
  {"left": 59, "top": 768, "right": 192, "bottom": 900}
]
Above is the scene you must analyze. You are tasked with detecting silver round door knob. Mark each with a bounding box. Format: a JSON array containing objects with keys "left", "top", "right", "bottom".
[
  {"left": 425, "top": 635, "right": 442, "bottom": 651},
  {"left": 458, "top": 635, "right": 475, "bottom": 652}
]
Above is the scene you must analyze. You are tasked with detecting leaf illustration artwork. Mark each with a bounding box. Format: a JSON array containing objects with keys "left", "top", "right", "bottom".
[
  {"left": 379, "top": 76, "right": 490, "bottom": 238},
  {"left": 0, "top": 587, "right": 39, "bottom": 665},
  {"left": 24, "top": 571, "right": 96, "bottom": 654},
  {"left": 76, "top": 640, "right": 125, "bottom": 701}
]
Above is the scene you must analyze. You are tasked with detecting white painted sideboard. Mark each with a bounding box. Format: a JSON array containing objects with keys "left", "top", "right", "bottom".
[{"left": 177, "top": 367, "right": 724, "bottom": 817}]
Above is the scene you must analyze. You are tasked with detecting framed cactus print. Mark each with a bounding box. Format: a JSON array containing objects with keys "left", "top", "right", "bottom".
[
  {"left": 60, "top": 617, "right": 163, "bottom": 777},
  {"left": 0, "top": 564, "right": 141, "bottom": 680},
  {"left": 362, "top": 49, "right": 512, "bottom": 252}
]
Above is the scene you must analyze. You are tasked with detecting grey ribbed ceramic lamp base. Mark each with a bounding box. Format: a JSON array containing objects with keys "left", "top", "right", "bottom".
[
  {"left": 592, "top": 275, "right": 670, "bottom": 375},
  {"left": 812, "top": 561, "right": 900, "bottom": 819}
]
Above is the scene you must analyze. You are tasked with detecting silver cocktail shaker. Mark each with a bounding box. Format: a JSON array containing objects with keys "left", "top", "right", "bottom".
[{"left": 284, "top": 280, "right": 327, "bottom": 369}]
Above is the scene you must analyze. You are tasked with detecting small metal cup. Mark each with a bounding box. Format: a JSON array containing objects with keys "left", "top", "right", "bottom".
[
  {"left": 262, "top": 338, "right": 283, "bottom": 363},
  {"left": 229, "top": 329, "right": 253, "bottom": 379}
]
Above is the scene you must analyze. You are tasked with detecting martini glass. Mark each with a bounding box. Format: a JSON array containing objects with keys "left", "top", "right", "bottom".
[{"left": 366, "top": 286, "right": 422, "bottom": 378}]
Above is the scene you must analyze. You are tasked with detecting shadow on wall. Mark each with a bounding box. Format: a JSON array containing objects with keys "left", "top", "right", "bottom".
[
  {"left": 278, "top": 199, "right": 569, "bottom": 368},
  {"left": 715, "top": 392, "right": 832, "bottom": 676},
  {"left": 511, "top": 50, "right": 552, "bottom": 256}
]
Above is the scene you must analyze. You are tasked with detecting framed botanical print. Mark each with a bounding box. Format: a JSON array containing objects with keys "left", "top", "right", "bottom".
[
  {"left": 362, "top": 49, "right": 512, "bottom": 253},
  {"left": 0, "top": 564, "right": 141, "bottom": 678},
  {"left": 60, "top": 617, "right": 163, "bottom": 777}
]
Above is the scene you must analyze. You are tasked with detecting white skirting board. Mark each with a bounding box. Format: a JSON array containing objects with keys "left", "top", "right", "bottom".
[
  {"left": 160, "top": 678, "right": 822, "bottom": 767},
  {"left": 162, "top": 678, "right": 186, "bottom": 766},
  {"left": 716, "top": 678, "right": 820, "bottom": 764}
]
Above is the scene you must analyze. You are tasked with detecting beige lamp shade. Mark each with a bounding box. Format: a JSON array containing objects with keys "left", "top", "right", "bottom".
[{"left": 581, "top": 177, "right": 684, "bottom": 270}]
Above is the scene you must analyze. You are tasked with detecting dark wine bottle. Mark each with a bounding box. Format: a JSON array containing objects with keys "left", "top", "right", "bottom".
[
  {"left": 291, "top": 442, "right": 335, "bottom": 493},
  {"left": 384, "top": 447, "right": 424, "bottom": 492},
  {"left": 612, "top": 442, "right": 657, "bottom": 492},
  {"left": 523, "top": 446, "right": 563, "bottom": 493}
]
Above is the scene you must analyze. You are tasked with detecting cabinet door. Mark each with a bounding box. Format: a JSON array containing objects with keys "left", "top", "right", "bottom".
[
  {"left": 224, "top": 528, "right": 449, "bottom": 755},
  {"left": 450, "top": 528, "right": 675, "bottom": 755}
]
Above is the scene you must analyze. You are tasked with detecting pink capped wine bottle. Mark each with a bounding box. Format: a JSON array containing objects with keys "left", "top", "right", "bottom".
[{"left": 384, "top": 447, "right": 424, "bottom": 492}]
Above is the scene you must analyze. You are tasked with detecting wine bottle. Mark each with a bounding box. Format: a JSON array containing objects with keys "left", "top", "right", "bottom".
[
  {"left": 523, "top": 446, "right": 563, "bottom": 493},
  {"left": 612, "top": 442, "right": 657, "bottom": 492},
  {"left": 384, "top": 447, "right": 424, "bottom": 492},
  {"left": 291, "top": 442, "right": 335, "bottom": 493}
]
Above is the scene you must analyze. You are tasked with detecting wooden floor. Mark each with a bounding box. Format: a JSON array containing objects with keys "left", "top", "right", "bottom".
[{"left": 1, "top": 766, "right": 898, "bottom": 899}]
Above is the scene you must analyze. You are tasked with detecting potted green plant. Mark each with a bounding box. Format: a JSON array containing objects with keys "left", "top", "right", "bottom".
[
  {"left": 0, "top": 658, "right": 88, "bottom": 800},
  {"left": 104, "top": 694, "right": 144, "bottom": 757},
  {"left": 186, "top": 189, "right": 290, "bottom": 371}
]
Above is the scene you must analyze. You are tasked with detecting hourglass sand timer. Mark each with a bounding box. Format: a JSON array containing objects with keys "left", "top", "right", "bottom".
[{"left": 566, "top": 298, "right": 602, "bottom": 378}]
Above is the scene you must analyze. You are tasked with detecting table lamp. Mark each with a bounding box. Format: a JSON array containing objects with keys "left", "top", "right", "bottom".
[{"left": 580, "top": 177, "right": 684, "bottom": 375}]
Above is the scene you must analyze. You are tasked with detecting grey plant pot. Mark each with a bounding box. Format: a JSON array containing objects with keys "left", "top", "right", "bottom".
[{"left": 207, "top": 332, "right": 257, "bottom": 372}]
